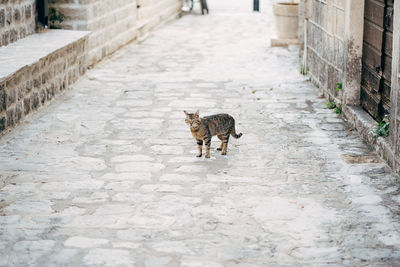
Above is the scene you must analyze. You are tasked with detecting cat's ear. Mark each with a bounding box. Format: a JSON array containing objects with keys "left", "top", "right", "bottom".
[
  {"left": 184, "top": 110, "right": 189, "bottom": 116},
  {"left": 194, "top": 110, "right": 199, "bottom": 117}
]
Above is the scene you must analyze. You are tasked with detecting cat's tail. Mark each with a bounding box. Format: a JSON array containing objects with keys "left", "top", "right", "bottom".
[{"left": 231, "top": 122, "right": 242, "bottom": 139}]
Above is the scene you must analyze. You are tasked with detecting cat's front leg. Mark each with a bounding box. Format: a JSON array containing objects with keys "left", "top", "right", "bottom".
[
  {"left": 196, "top": 139, "right": 203, "bottom": 157},
  {"left": 204, "top": 136, "right": 212, "bottom": 158}
]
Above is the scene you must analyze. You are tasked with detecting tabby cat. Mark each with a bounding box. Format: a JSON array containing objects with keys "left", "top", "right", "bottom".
[{"left": 184, "top": 110, "right": 242, "bottom": 158}]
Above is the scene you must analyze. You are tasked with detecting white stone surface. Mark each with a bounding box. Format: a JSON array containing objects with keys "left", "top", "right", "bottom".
[
  {"left": 64, "top": 236, "right": 109, "bottom": 248},
  {"left": 83, "top": 249, "right": 135, "bottom": 266}
]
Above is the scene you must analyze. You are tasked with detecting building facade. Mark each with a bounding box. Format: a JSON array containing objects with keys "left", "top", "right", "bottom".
[
  {"left": 299, "top": 0, "right": 400, "bottom": 173},
  {"left": 50, "top": 0, "right": 181, "bottom": 65}
]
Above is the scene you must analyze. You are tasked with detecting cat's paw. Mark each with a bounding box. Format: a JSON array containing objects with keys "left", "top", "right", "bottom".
[
  {"left": 216, "top": 148, "right": 222, "bottom": 151},
  {"left": 196, "top": 154, "right": 202, "bottom": 157},
  {"left": 205, "top": 154, "right": 210, "bottom": 158},
  {"left": 221, "top": 151, "right": 227, "bottom": 155}
]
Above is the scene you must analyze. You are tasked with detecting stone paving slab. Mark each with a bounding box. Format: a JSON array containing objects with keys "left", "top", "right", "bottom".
[{"left": 0, "top": 0, "right": 400, "bottom": 266}]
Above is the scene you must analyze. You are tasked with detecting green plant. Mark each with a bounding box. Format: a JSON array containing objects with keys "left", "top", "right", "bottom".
[
  {"left": 300, "top": 65, "right": 309, "bottom": 75},
  {"left": 326, "top": 101, "right": 342, "bottom": 114},
  {"left": 326, "top": 101, "right": 336, "bottom": 109},
  {"left": 48, "top": 6, "right": 65, "bottom": 29},
  {"left": 334, "top": 103, "right": 342, "bottom": 114},
  {"left": 370, "top": 114, "right": 390, "bottom": 139},
  {"left": 336, "top": 82, "right": 342, "bottom": 91}
]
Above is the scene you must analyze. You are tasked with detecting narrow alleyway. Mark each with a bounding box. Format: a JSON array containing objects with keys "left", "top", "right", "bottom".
[{"left": 1, "top": 1, "right": 400, "bottom": 266}]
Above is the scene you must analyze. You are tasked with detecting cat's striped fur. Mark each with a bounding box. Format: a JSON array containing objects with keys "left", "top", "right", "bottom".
[{"left": 184, "top": 110, "right": 242, "bottom": 158}]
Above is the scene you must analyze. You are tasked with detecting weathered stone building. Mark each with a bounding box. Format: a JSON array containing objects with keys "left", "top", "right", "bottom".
[
  {"left": 50, "top": 0, "right": 181, "bottom": 65},
  {"left": 0, "top": 0, "right": 181, "bottom": 134},
  {"left": 0, "top": 0, "right": 36, "bottom": 46},
  {"left": 299, "top": 0, "right": 400, "bottom": 173}
]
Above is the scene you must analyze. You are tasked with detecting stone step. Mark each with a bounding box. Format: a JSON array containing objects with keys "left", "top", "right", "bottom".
[{"left": 0, "top": 30, "right": 90, "bottom": 134}]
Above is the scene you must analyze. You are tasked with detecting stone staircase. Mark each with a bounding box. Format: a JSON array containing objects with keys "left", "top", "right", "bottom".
[{"left": 0, "top": 30, "right": 89, "bottom": 134}]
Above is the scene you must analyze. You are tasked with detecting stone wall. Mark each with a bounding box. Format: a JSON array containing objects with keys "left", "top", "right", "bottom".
[
  {"left": 302, "top": 0, "right": 346, "bottom": 101},
  {"left": 0, "top": 0, "right": 36, "bottom": 47},
  {"left": 389, "top": 0, "right": 400, "bottom": 172},
  {"left": 51, "top": 0, "right": 181, "bottom": 65},
  {"left": 137, "top": 0, "right": 182, "bottom": 26},
  {"left": 300, "top": 0, "right": 400, "bottom": 173},
  {"left": 0, "top": 31, "right": 88, "bottom": 133}
]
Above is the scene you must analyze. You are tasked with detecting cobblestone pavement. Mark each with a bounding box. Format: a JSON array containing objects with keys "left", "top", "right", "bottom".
[{"left": 1, "top": 1, "right": 400, "bottom": 266}]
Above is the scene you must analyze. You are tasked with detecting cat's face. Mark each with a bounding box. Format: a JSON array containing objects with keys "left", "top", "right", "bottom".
[{"left": 184, "top": 110, "right": 200, "bottom": 127}]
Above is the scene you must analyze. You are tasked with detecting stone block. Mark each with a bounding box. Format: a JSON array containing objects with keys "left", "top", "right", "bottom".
[
  {"left": 6, "top": 106, "right": 14, "bottom": 127},
  {"left": 19, "top": 28, "right": 26, "bottom": 39},
  {"left": 40, "top": 88, "right": 47, "bottom": 104},
  {"left": 42, "top": 71, "right": 48, "bottom": 85},
  {"left": 382, "top": 141, "right": 394, "bottom": 168},
  {"left": 335, "top": 8, "right": 345, "bottom": 39},
  {"left": 2, "top": 30, "right": 9, "bottom": 46},
  {"left": 0, "top": 84, "right": 5, "bottom": 113},
  {"left": 319, "top": 61, "right": 328, "bottom": 89},
  {"left": 48, "top": 84, "right": 55, "bottom": 99},
  {"left": 14, "top": 8, "right": 21, "bottom": 22},
  {"left": 9, "top": 29, "right": 18, "bottom": 43},
  {"left": 321, "top": 32, "right": 328, "bottom": 60},
  {"left": 6, "top": 7, "right": 12, "bottom": 24},
  {"left": 25, "top": 80, "right": 32, "bottom": 93},
  {"left": 33, "top": 76, "right": 41, "bottom": 88},
  {"left": 396, "top": 122, "right": 400, "bottom": 154},
  {"left": 58, "top": 6, "right": 87, "bottom": 22},
  {"left": 32, "top": 92, "right": 39, "bottom": 110},
  {"left": 320, "top": 2, "right": 328, "bottom": 30},
  {"left": 327, "top": 4, "right": 335, "bottom": 34},
  {"left": 329, "top": 35, "right": 335, "bottom": 63},
  {"left": 5, "top": 87, "right": 16, "bottom": 108},
  {"left": 0, "top": 115, "right": 5, "bottom": 131},
  {"left": 395, "top": 158, "right": 400, "bottom": 174},
  {"left": 17, "top": 85, "right": 25, "bottom": 101},
  {"left": 15, "top": 101, "right": 23, "bottom": 122},
  {"left": 337, "top": 40, "right": 345, "bottom": 70},
  {"left": 397, "top": 93, "right": 400, "bottom": 116},
  {"left": 327, "top": 66, "right": 337, "bottom": 93},
  {"left": 31, "top": 65, "right": 39, "bottom": 76},
  {"left": 0, "top": 9, "right": 5, "bottom": 27},
  {"left": 23, "top": 96, "right": 30, "bottom": 115},
  {"left": 25, "top": 5, "right": 31, "bottom": 19},
  {"left": 335, "top": 0, "right": 345, "bottom": 9}
]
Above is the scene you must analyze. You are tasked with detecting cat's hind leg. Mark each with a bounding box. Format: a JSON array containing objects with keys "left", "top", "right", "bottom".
[
  {"left": 221, "top": 133, "right": 230, "bottom": 155},
  {"left": 217, "top": 135, "right": 223, "bottom": 151},
  {"left": 204, "top": 136, "right": 212, "bottom": 158},
  {"left": 196, "top": 139, "right": 203, "bottom": 157}
]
